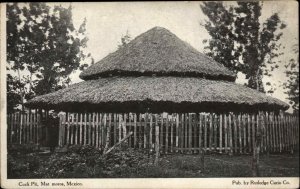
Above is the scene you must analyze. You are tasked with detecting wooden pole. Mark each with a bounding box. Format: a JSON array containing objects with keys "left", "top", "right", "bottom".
[
  {"left": 219, "top": 114, "right": 222, "bottom": 153},
  {"left": 165, "top": 114, "right": 169, "bottom": 153},
  {"left": 224, "top": 114, "right": 228, "bottom": 154},
  {"left": 95, "top": 113, "right": 99, "bottom": 147},
  {"left": 238, "top": 114, "right": 242, "bottom": 154},
  {"left": 209, "top": 113, "right": 213, "bottom": 151},
  {"left": 170, "top": 114, "right": 174, "bottom": 153},
  {"left": 144, "top": 113, "right": 148, "bottom": 149},
  {"left": 181, "top": 113, "right": 184, "bottom": 153},
  {"left": 228, "top": 114, "right": 233, "bottom": 155},
  {"left": 243, "top": 114, "right": 247, "bottom": 153},
  {"left": 188, "top": 113, "right": 192, "bottom": 153},
  {"left": 154, "top": 125, "right": 160, "bottom": 165},
  {"left": 199, "top": 113, "right": 203, "bottom": 153},
  {"left": 204, "top": 114, "right": 207, "bottom": 152},
  {"left": 252, "top": 112, "right": 263, "bottom": 177},
  {"left": 176, "top": 113, "right": 179, "bottom": 153},
  {"left": 233, "top": 114, "right": 238, "bottom": 153},
  {"left": 104, "top": 113, "right": 112, "bottom": 153},
  {"left": 213, "top": 114, "right": 217, "bottom": 151},
  {"left": 134, "top": 113, "right": 137, "bottom": 148}
]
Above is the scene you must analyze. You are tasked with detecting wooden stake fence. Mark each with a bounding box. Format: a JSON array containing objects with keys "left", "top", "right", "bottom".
[{"left": 7, "top": 112, "right": 299, "bottom": 154}]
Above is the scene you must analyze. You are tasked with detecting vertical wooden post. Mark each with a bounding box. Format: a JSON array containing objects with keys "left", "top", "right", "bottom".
[
  {"left": 79, "top": 113, "right": 82, "bottom": 145},
  {"left": 37, "top": 110, "right": 42, "bottom": 146},
  {"left": 95, "top": 113, "right": 99, "bottom": 147},
  {"left": 70, "top": 114, "right": 74, "bottom": 145},
  {"left": 266, "top": 112, "right": 270, "bottom": 154},
  {"left": 28, "top": 110, "right": 31, "bottom": 143},
  {"left": 144, "top": 113, "right": 148, "bottom": 149},
  {"left": 276, "top": 114, "right": 280, "bottom": 152},
  {"left": 113, "top": 113, "right": 117, "bottom": 145},
  {"left": 183, "top": 113, "right": 187, "bottom": 151},
  {"left": 58, "top": 114, "right": 62, "bottom": 147},
  {"left": 118, "top": 114, "right": 122, "bottom": 142},
  {"left": 238, "top": 114, "right": 242, "bottom": 154},
  {"left": 243, "top": 114, "right": 247, "bottom": 153},
  {"left": 193, "top": 114, "right": 197, "bottom": 153},
  {"left": 252, "top": 112, "right": 263, "bottom": 177},
  {"left": 199, "top": 113, "right": 203, "bottom": 153},
  {"left": 176, "top": 113, "right": 179, "bottom": 152},
  {"left": 29, "top": 112, "right": 32, "bottom": 143},
  {"left": 233, "top": 114, "right": 238, "bottom": 153},
  {"left": 170, "top": 114, "right": 174, "bottom": 153},
  {"left": 134, "top": 113, "right": 137, "bottom": 148},
  {"left": 251, "top": 114, "right": 254, "bottom": 153},
  {"left": 213, "top": 114, "right": 217, "bottom": 151},
  {"left": 165, "top": 114, "right": 169, "bottom": 153},
  {"left": 104, "top": 113, "right": 112, "bottom": 153},
  {"left": 209, "top": 113, "right": 213, "bottom": 152},
  {"left": 66, "top": 112, "right": 70, "bottom": 145},
  {"left": 149, "top": 113, "right": 153, "bottom": 150},
  {"left": 224, "top": 114, "right": 228, "bottom": 153},
  {"left": 102, "top": 114, "right": 107, "bottom": 149},
  {"left": 91, "top": 113, "right": 95, "bottom": 146},
  {"left": 123, "top": 114, "right": 127, "bottom": 138},
  {"left": 204, "top": 114, "right": 207, "bottom": 152},
  {"left": 181, "top": 113, "right": 184, "bottom": 153},
  {"left": 279, "top": 113, "right": 282, "bottom": 152},
  {"left": 219, "top": 114, "right": 223, "bottom": 153},
  {"left": 270, "top": 112, "right": 275, "bottom": 152},
  {"left": 99, "top": 113, "right": 103, "bottom": 148},
  {"left": 19, "top": 113, "right": 23, "bottom": 144},
  {"left": 228, "top": 114, "right": 233, "bottom": 155},
  {"left": 268, "top": 113, "right": 271, "bottom": 153},
  {"left": 154, "top": 125, "right": 160, "bottom": 165},
  {"left": 247, "top": 114, "right": 251, "bottom": 153},
  {"left": 139, "top": 114, "right": 142, "bottom": 149},
  {"left": 83, "top": 113, "right": 87, "bottom": 145},
  {"left": 160, "top": 114, "right": 164, "bottom": 152},
  {"left": 128, "top": 113, "right": 132, "bottom": 148},
  {"left": 188, "top": 113, "right": 192, "bottom": 153}
]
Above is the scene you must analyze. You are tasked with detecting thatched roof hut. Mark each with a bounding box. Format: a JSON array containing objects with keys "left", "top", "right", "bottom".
[{"left": 25, "top": 27, "right": 289, "bottom": 113}]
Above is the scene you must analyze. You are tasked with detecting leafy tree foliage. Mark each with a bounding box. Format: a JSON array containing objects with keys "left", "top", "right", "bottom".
[
  {"left": 201, "top": 2, "right": 286, "bottom": 92},
  {"left": 283, "top": 44, "right": 299, "bottom": 115},
  {"left": 7, "top": 3, "right": 90, "bottom": 112},
  {"left": 118, "top": 30, "right": 131, "bottom": 49}
]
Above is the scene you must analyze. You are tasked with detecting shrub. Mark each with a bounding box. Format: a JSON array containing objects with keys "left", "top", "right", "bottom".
[{"left": 7, "top": 153, "right": 41, "bottom": 178}]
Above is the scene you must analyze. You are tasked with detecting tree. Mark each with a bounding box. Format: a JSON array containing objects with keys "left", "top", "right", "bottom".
[
  {"left": 7, "top": 3, "right": 91, "bottom": 111},
  {"left": 283, "top": 44, "right": 299, "bottom": 115},
  {"left": 118, "top": 30, "right": 131, "bottom": 49},
  {"left": 200, "top": 2, "right": 286, "bottom": 92}
]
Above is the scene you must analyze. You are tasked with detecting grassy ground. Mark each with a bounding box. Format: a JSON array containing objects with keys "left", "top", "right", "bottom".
[
  {"left": 151, "top": 152, "right": 299, "bottom": 178},
  {"left": 8, "top": 144, "right": 299, "bottom": 178}
]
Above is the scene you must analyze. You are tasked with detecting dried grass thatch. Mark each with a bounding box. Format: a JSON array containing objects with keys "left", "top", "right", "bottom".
[
  {"left": 25, "top": 77, "right": 288, "bottom": 113},
  {"left": 79, "top": 27, "right": 236, "bottom": 81}
]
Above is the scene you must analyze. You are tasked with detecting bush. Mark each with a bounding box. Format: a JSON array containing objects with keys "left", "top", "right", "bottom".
[
  {"left": 7, "top": 153, "right": 41, "bottom": 178},
  {"left": 7, "top": 144, "right": 157, "bottom": 178}
]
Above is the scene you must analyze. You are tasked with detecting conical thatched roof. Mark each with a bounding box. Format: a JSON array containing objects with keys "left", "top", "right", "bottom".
[
  {"left": 79, "top": 27, "right": 236, "bottom": 81},
  {"left": 25, "top": 27, "right": 289, "bottom": 113}
]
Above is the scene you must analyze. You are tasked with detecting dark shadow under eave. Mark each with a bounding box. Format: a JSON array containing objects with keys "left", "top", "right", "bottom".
[{"left": 24, "top": 100, "right": 288, "bottom": 114}]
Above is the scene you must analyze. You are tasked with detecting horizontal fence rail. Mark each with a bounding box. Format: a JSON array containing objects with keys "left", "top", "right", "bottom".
[{"left": 7, "top": 111, "right": 299, "bottom": 154}]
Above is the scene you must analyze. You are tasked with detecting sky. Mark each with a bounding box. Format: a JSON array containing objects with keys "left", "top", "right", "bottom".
[{"left": 61, "top": 1, "right": 298, "bottom": 112}]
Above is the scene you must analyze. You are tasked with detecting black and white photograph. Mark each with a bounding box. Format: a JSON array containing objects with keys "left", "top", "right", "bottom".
[{"left": 1, "top": 1, "right": 299, "bottom": 188}]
